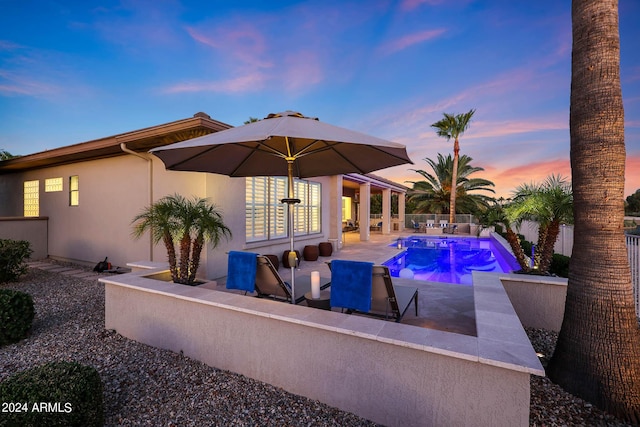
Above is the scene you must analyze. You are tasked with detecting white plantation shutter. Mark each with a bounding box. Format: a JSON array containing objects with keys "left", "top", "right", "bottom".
[
  {"left": 246, "top": 177, "right": 322, "bottom": 242},
  {"left": 271, "top": 177, "right": 287, "bottom": 239}
]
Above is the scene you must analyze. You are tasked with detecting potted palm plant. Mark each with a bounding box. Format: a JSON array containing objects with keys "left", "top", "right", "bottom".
[{"left": 132, "top": 194, "right": 231, "bottom": 285}]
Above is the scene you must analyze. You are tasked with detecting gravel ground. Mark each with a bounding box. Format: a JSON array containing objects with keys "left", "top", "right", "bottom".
[{"left": 0, "top": 263, "right": 635, "bottom": 426}]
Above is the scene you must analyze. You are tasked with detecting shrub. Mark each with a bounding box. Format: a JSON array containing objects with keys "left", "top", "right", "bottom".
[
  {"left": 0, "top": 289, "right": 35, "bottom": 346},
  {"left": 0, "top": 361, "right": 104, "bottom": 427},
  {"left": 520, "top": 239, "right": 534, "bottom": 258},
  {"left": 0, "top": 239, "right": 32, "bottom": 284},
  {"left": 550, "top": 253, "right": 570, "bottom": 278}
]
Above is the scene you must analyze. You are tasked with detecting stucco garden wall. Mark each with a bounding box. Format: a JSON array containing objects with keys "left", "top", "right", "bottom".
[
  {"left": 0, "top": 217, "right": 48, "bottom": 260},
  {"left": 500, "top": 274, "right": 568, "bottom": 332},
  {"left": 102, "top": 268, "right": 543, "bottom": 427}
]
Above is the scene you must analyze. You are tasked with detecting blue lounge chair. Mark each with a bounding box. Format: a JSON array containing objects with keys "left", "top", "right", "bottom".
[{"left": 329, "top": 261, "right": 419, "bottom": 322}]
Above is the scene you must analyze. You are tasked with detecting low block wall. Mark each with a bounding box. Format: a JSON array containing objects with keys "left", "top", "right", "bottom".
[
  {"left": 102, "top": 269, "right": 543, "bottom": 427},
  {"left": 500, "top": 275, "right": 568, "bottom": 332},
  {"left": 0, "top": 216, "right": 48, "bottom": 260}
]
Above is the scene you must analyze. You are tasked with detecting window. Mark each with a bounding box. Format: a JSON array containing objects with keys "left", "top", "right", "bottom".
[
  {"left": 246, "top": 177, "right": 321, "bottom": 242},
  {"left": 24, "top": 180, "right": 39, "bottom": 217},
  {"left": 294, "top": 180, "right": 321, "bottom": 235},
  {"left": 45, "top": 177, "right": 63, "bottom": 192},
  {"left": 69, "top": 175, "right": 79, "bottom": 206},
  {"left": 342, "top": 196, "right": 352, "bottom": 221},
  {"left": 246, "top": 177, "right": 287, "bottom": 242}
]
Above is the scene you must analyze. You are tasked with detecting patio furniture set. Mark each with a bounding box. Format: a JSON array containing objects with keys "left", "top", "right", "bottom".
[
  {"left": 411, "top": 219, "right": 459, "bottom": 234},
  {"left": 226, "top": 252, "right": 419, "bottom": 323}
]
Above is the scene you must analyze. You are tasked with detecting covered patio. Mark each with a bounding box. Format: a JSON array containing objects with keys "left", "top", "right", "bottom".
[{"left": 340, "top": 173, "right": 408, "bottom": 242}]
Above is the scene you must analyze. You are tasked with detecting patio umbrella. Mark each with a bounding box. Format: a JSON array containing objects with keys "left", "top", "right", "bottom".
[{"left": 150, "top": 111, "right": 413, "bottom": 303}]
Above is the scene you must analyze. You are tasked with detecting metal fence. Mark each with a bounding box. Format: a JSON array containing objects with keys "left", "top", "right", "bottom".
[{"left": 627, "top": 234, "right": 640, "bottom": 318}]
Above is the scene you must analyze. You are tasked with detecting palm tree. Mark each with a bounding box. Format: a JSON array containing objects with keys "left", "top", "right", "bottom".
[
  {"left": 132, "top": 194, "right": 231, "bottom": 285},
  {"left": 506, "top": 175, "right": 573, "bottom": 274},
  {"left": 431, "top": 109, "right": 475, "bottom": 224},
  {"left": 476, "top": 202, "right": 531, "bottom": 271},
  {"left": 407, "top": 153, "right": 495, "bottom": 215},
  {"left": 0, "top": 149, "right": 16, "bottom": 160},
  {"left": 546, "top": 0, "right": 640, "bottom": 422}
]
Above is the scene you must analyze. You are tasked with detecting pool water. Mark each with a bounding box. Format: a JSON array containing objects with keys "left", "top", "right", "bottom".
[{"left": 383, "top": 236, "right": 519, "bottom": 285}]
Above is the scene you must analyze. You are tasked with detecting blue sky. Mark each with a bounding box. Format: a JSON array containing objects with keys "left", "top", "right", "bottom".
[{"left": 1, "top": 0, "right": 639, "bottom": 198}]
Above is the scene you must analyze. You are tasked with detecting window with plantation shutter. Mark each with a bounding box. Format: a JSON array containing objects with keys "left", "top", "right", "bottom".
[{"left": 246, "top": 177, "right": 321, "bottom": 242}]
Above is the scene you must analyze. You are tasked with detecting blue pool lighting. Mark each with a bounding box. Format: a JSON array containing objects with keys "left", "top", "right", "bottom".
[{"left": 384, "top": 236, "right": 519, "bottom": 285}]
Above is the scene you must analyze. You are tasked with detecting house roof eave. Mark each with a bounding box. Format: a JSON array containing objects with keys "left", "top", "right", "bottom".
[{"left": 0, "top": 113, "right": 232, "bottom": 174}]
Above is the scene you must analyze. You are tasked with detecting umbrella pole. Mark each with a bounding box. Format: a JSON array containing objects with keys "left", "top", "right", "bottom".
[{"left": 282, "top": 158, "right": 300, "bottom": 304}]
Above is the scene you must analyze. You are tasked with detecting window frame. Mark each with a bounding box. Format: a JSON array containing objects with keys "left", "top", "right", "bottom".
[
  {"left": 44, "top": 177, "right": 63, "bottom": 192},
  {"left": 23, "top": 180, "right": 39, "bottom": 217},
  {"left": 69, "top": 175, "right": 79, "bottom": 206},
  {"left": 246, "top": 177, "right": 321, "bottom": 243}
]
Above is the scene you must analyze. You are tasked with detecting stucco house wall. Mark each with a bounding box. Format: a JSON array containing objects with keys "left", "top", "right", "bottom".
[
  {"left": 0, "top": 155, "right": 212, "bottom": 271},
  {"left": 0, "top": 152, "right": 337, "bottom": 280}
]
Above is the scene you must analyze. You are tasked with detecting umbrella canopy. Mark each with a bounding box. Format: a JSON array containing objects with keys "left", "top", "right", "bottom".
[
  {"left": 150, "top": 111, "right": 413, "bottom": 304},
  {"left": 150, "top": 111, "right": 412, "bottom": 178}
]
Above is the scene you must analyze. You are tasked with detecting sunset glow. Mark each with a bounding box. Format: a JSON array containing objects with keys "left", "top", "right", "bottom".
[{"left": 1, "top": 1, "right": 638, "bottom": 197}]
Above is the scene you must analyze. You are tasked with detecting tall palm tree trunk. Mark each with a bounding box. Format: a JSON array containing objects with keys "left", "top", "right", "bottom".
[
  {"left": 547, "top": 0, "right": 640, "bottom": 422},
  {"left": 449, "top": 139, "right": 459, "bottom": 225}
]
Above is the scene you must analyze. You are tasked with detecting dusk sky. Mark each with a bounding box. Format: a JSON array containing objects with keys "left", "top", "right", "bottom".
[{"left": 1, "top": 0, "right": 639, "bottom": 198}]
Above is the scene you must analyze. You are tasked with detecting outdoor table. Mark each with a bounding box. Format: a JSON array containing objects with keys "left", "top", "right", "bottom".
[{"left": 304, "top": 290, "right": 331, "bottom": 310}]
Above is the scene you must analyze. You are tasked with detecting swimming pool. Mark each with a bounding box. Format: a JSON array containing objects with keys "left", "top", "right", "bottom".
[{"left": 383, "top": 236, "right": 519, "bottom": 285}]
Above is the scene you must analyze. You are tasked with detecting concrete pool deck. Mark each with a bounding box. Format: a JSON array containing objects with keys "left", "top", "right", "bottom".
[
  {"left": 100, "top": 230, "right": 545, "bottom": 426},
  {"left": 216, "top": 231, "right": 481, "bottom": 336}
]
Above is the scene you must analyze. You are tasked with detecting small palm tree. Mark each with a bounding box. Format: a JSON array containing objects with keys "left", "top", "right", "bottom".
[
  {"left": 431, "top": 109, "right": 475, "bottom": 224},
  {"left": 407, "top": 153, "right": 495, "bottom": 215},
  {"left": 506, "top": 175, "right": 573, "bottom": 273},
  {"left": 476, "top": 202, "right": 531, "bottom": 271},
  {"left": 132, "top": 194, "right": 231, "bottom": 285}
]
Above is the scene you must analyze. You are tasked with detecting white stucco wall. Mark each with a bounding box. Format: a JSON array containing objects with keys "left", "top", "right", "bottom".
[
  {"left": 0, "top": 155, "right": 211, "bottom": 269},
  {"left": 0, "top": 154, "right": 338, "bottom": 279}
]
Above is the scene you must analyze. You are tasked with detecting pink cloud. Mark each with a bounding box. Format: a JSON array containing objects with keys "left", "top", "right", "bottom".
[
  {"left": 379, "top": 29, "right": 447, "bottom": 55},
  {"left": 466, "top": 116, "right": 568, "bottom": 140},
  {"left": 400, "top": 0, "right": 445, "bottom": 11},
  {"left": 626, "top": 154, "right": 640, "bottom": 196},
  {"left": 89, "top": 1, "right": 185, "bottom": 50},
  {"left": 283, "top": 51, "right": 324, "bottom": 93},
  {"left": 162, "top": 72, "right": 269, "bottom": 94},
  {"left": 0, "top": 40, "right": 23, "bottom": 50},
  {"left": 186, "top": 26, "right": 272, "bottom": 70},
  {"left": 0, "top": 70, "right": 60, "bottom": 96}
]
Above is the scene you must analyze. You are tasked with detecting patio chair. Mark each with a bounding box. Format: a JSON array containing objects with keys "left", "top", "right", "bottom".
[
  {"left": 369, "top": 266, "right": 419, "bottom": 322},
  {"left": 426, "top": 219, "right": 435, "bottom": 228},
  {"left": 439, "top": 220, "right": 448, "bottom": 228},
  {"left": 329, "top": 261, "right": 419, "bottom": 322},
  {"left": 411, "top": 219, "right": 420, "bottom": 233},
  {"left": 443, "top": 224, "right": 458, "bottom": 234},
  {"left": 254, "top": 255, "right": 330, "bottom": 304}
]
